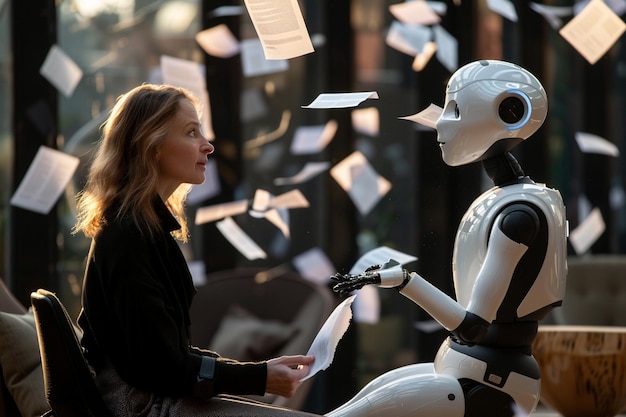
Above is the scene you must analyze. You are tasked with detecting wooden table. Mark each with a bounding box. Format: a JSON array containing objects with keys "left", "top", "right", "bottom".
[{"left": 533, "top": 404, "right": 626, "bottom": 416}]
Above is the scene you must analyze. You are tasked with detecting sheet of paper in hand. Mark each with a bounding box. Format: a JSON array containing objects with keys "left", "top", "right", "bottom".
[{"left": 301, "top": 295, "right": 356, "bottom": 381}]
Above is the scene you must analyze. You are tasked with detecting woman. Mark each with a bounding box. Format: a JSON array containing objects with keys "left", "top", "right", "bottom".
[{"left": 73, "top": 84, "right": 314, "bottom": 416}]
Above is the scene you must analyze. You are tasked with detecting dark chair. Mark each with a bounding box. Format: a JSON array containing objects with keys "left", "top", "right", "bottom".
[
  {"left": 30, "top": 289, "right": 111, "bottom": 417},
  {"left": 189, "top": 268, "right": 336, "bottom": 410}
]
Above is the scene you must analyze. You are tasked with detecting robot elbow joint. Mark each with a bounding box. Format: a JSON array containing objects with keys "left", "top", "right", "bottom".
[{"left": 452, "top": 312, "right": 489, "bottom": 345}]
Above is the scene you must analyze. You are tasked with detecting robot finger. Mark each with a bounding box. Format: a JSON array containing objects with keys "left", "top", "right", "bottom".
[
  {"left": 332, "top": 274, "right": 380, "bottom": 294},
  {"left": 364, "top": 264, "right": 383, "bottom": 272}
]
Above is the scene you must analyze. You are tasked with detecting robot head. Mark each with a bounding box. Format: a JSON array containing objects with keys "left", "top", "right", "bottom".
[{"left": 436, "top": 60, "right": 548, "bottom": 166}]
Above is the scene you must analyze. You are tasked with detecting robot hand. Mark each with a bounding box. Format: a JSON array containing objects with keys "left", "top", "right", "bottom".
[
  {"left": 331, "top": 264, "right": 382, "bottom": 296},
  {"left": 331, "top": 259, "right": 409, "bottom": 296}
]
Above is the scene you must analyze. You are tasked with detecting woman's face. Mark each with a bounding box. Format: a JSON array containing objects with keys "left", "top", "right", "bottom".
[{"left": 156, "top": 99, "right": 214, "bottom": 198}]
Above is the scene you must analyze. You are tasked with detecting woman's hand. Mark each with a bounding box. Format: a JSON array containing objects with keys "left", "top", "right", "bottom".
[{"left": 265, "top": 355, "right": 315, "bottom": 398}]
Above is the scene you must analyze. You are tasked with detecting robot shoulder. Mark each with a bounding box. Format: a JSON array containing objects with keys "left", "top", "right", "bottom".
[{"left": 495, "top": 202, "right": 542, "bottom": 246}]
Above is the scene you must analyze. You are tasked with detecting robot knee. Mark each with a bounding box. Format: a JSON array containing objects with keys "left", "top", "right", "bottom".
[{"left": 459, "top": 378, "right": 516, "bottom": 417}]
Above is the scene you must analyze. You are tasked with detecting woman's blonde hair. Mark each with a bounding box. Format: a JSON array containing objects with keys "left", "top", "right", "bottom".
[{"left": 73, "top": 84, "right": 202, "bottom": 242}]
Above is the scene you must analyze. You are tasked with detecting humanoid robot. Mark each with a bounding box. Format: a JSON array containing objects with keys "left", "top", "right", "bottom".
[{"left": 327, "top": 60, "right": 568, "bottom": 417}]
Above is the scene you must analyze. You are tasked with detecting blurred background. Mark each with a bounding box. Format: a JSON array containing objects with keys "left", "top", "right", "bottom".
[{"left": 1, "top": 0, "right": 625, "bottom": 413}]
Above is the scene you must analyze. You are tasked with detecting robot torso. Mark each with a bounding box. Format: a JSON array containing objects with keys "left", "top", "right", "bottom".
[{"left": 453, "top": 179, "right": 567, "bottom": 321}]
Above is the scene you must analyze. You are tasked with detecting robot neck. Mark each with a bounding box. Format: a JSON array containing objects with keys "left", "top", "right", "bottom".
[{"left": 482, "top": 152, "right": 529, "bottom": 186}]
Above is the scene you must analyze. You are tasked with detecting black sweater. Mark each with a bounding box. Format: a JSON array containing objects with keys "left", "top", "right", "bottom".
[{"left": 78, "top": 198, "right": 267, "bottom": 398}]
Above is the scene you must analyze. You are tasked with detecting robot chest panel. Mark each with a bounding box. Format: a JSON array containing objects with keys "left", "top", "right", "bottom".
[
  {"left": 452, "top": 183, "right": 567, "bottom": 311},
  {"left": 452, "top": 189, "right": 505, "bottom": 305},
  {"left": 453, "top": 184, "right": 544, "bottom": 302}
]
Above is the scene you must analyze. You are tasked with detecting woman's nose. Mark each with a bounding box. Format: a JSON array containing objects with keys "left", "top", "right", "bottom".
[{"left": 203, "top": 141, "right": 215, "bottom": 154}]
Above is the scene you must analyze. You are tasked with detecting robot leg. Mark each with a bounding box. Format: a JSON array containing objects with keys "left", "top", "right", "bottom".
[
  {"left": 327, "top": 363, "right": 433, "bottom": 414},
  {"left": 325, "top": 363, "right": 464, "bottom": 417}
]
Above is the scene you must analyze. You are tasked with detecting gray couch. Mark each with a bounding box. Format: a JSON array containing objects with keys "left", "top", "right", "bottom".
[
  {"left": 0, "top": 279, "right": 39, "bottom": 417},
  {"left": 552, "top": 255, "right": 626, "bottom": 326}
]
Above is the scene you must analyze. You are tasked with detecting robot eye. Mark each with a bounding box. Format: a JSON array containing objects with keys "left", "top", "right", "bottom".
[
  {"left": 498, "top": 96, "right": 525, "bottom": 124},
  {"left": 454, "top": 104, "right": 460, "bottom": 119}
]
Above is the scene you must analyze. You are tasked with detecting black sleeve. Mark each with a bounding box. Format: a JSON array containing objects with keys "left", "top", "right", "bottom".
[{"left": 189, "top": 347, "right": 268, "bottom": 397}]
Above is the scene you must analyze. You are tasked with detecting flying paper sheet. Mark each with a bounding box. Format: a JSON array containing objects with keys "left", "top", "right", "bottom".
[
  {"left": 208, "top": 5, "right": 244, "bottom": 18},
  {"left": 250, "top": 189, "right": 272, "bottom": 217},
  {"left": 433, "top": 24, "right": 458, "bottom": 72},
  {"left": 292, "top": 247, "right": 336, "bottom": 285},
  {"left": 486, "top": 0, "right": 518, "bottom": 22},
  {"left": 559, "top": 0, "right": 626, "bottom": 64},
  {"left": 40, "top": 45, "right": 83, "bottom": 98},
  {"left": 195, "top": 189, "right": 308, "bottom": 227},
  {"left": 384, "top": 21, "right": 439, "bottom": 71},
  {"left": 187, "top": 261, "right": 207, "bottom": 286},
  {"left": 412, "top": 41, "right": 437, "bottom": 72},
  {"left": 269, "top": 189, "right": 310, "bottom": 209},
  {"left": 386, "top": 21, "right": 432, "bottom": 57},
  {"left": 195, "top": 200, "right": 249, "bottom": 225},
  {"left": 243, "top": 0, "right": 314, "bottom": 60},
  {"left": 389, "top": 0, "right": 441, "bottom": 25},
  {"left": 302, "top": 92, "right": 379, "bottom": 109},
  {"left": 352, "top": 107, "right": 380, "bottom": 136},
  {"left": 330, "top": 151, "right": 391, "bottom": 216},
  {"left": 569, "top": 207, "right": 605, "bottom": 255},
  {"left": 240, "top": 38, "right": 289, "bottom": 77},
  {"left": 195, "top": 24, "right": 240, "bottom": 58},
  {"left": 399, "top": 103, "right": 443, "bottom": 129},
  {"left": 248, "top": 189, "right": 301, "bottom": 237},
  {"left": 574, "top": 132, "right": 620, "bottom": 157},
  {"left": 11, "top": 146, "right": 80, "bottom": 214},
  {"left": 274, "top": 162, "right": 331, "bottom": 186},
  {"left": 290, "top": 121, "right": 338, "bottom": 154},
  {"left": 301, "top": 295, "right": 356, "bottom": 381},
  {"left": 216, "top": 217, "right": 267, "bottom": 260},
  {"left": 241, "top": 88, "right": 269, "bottom": 122},
  {"left": 263, "top": 208, "right": 290, "bottom": 238}
]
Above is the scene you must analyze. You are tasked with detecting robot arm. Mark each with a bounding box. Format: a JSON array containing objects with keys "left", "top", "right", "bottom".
[
  {"left": 331, "top": 260, "right": 409, "bottom": 295},
  {"left": 402, "top": 205, "right": 538, "bottom": 344},
  {"left": 332, "top": 203, "right": 540, "bottom": 346},
  {"left": 405, "top": 204, "right": 539, "bottom": 344},
  {"left": 466, "top": 203, "right": 540, "bottom": 322},
  {"left": 445, "top": 222, "right": 529, "bottom": 344},
  {"left": 332, "top": 260, "right": 467, "bottom": 332}
]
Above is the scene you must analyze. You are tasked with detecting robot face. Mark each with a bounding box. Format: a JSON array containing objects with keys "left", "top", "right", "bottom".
[{"left": 435, "top": 60, "right": 548, "bottom": 167}]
